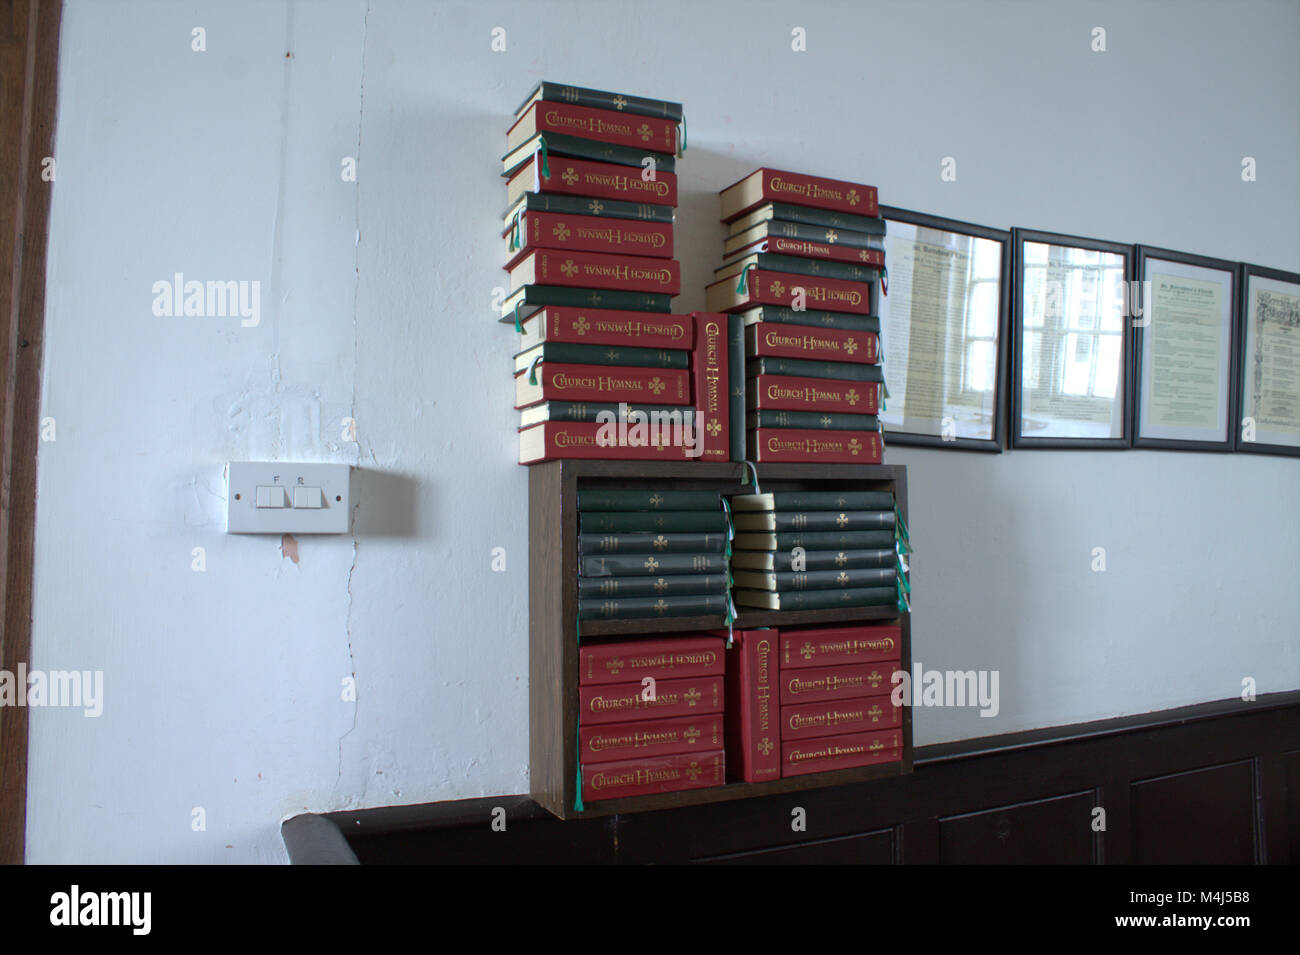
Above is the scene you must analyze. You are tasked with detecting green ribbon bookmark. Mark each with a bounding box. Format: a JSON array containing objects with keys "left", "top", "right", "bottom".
[
  {"left": 575, "top": 728, "right": 585, "bottom": 813},
  {"left": 735, "top": 262, "right": 757, "bottom": 294},
  {"left": 894, "top": 504, "right": 910, "bottom": 544},
  {"left": 513, "top": 301, "right": 524, "bottom": 334},
  {"left": 880, "top": 265, "right": 889, "bottom": 297},
  {"left": 896, "top": 576, "right": 910, "bottom": 614},
  {"left": 508, "top": 212, "right": 521, "bottom": 252},
  {"left": 527, "top": 354, "right": 542, "bottom": 386},
  {"left": 677, "top": 113, "right": 687, "bottom": 158},
  {"left": 537, "top": 135, "right": 550, "bottom": 179}
]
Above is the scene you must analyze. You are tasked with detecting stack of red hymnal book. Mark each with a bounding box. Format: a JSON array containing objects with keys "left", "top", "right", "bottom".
[
  {"left": 500, "top": 83, "right": 704, "bottom": 464},
  {"left": 727, "top": 623, "right": 902, "bottom": 779},
  {"left": 578, "top": 636, "right": 726, "bottom": 801},
  {"left": 705, "top": 169, "right": 887, "bottom": 464}
]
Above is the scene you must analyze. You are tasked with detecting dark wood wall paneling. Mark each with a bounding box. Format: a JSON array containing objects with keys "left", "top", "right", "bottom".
[
  {"left": 0, "top": 0, "right": 61, "bottom": 867},
  {"left": 285, "top": 693, "right": 1300, "bottom": 864}
]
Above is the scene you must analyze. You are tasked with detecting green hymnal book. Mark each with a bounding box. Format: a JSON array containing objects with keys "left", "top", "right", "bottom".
[
  {"left": 731, "top": 491, "right": 895, "bottom": 512},
  {"left": 733, "top": 586, "right": 895, "bottom": 611},
  {"left": 731, "top": 510, "right": 894, "bottom": 533},
  {"left": 578, "top": 532, "right": 728, "bottom": 555}
]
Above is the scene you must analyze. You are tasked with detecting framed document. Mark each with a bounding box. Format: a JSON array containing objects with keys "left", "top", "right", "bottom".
[
  {"left": 1011, "top": 229, "right": 1133, "bottom": 448},
  {"left": 877, "top": 207, "right": 1009, "bottom": 451},
  {"left": 1132, "top": 247, "right": 1239, "bottom": 451},
  {"left": 1236, "top": 264, "right": 1300, "bottom": 456}
]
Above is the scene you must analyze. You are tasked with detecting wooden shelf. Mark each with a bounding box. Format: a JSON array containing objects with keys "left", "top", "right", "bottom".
[{"left": 528, "top": 459, "right": 911, "bottom": 820}]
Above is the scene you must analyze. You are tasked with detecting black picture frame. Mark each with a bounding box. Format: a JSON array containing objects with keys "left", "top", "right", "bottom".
[
  {"left": 1010, "top": 228, "right": 1134, "bottom": 449},
  {"left": 1234, "top": 263, "right": 1300, "bottom": 457},
  {"left": 1130, "top": 246, "right": 1240, "bottom": 452},
  {"left": 876, "top": 205, "right": 1010, "bottom": 453}
]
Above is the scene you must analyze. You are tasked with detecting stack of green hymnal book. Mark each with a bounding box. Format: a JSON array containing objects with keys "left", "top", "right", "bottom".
[
  {"left": 728, "top": 490, "right": 900, "bottom": 611},
  {"left": 577, "top": 487, "right": 730, "bottom": 620}
]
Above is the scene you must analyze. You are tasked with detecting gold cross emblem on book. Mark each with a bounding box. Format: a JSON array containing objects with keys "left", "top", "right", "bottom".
[
  {"left": 643, "top": 557, "right": 659, "bottom": 572},
  {"left": 800, "top": 642, "right": 815, "bottom": 661},
  {"left": 757, "top": 737, "right": 773, "bottom": 756}
]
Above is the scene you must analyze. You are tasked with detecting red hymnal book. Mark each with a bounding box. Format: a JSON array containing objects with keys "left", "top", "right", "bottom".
[
  {"left": 507, "top": 211, "right": 674, "bottom": 267},
  {"left": 705, "top": 269, "right": 873, "bottom": 315},
  {"left": 747, "top": 428, "right": 883, "bottom": 464},
  {"left": 720, "top": 168, "right": 880, "bottom": 221},
  {"left": 690, "top": 312, "right": 730, "bottom": 463},
  {"left": 514, "top": 362, "right": 690, "bottom": 409},
  {"left": 518, "top": 421, "right": 698, "bottom": 464},
  {"left": 778, "top": 661, "right": 895, "bottom": 705},
  {"left": 781, "top": 730, "right": 901, "bottom": 778},
  {"left": 506, "top": 155, "right": 678, "bottom": 208},
  {"left": 746, "top": 375, "right": 880, "bottom": 415},
  {"left": 780, "top": 623, "right": 902, "bottom": 669},
  {"left": 519, "top": 308, "right": 692, "bottom": 352},
  {"left": 726, "top": 236, "right": 886, "bottom": 268},
  {"left": 582, "top": 749, "right": 724, "bottom": 801},
  {"left": 721, "top": 628, "right": 781, "bottom": 783},
  {"left": 580, "top": 713, "right": 724, "bottom": 763},
  {"left": 508, "top": 101, "right": 678, "bottom": 155},
  {"left": 745, "top": 322, "right": 878, "bottom": 364},
  {"left": 509, "top": 249, "right": 681, "bottom": 296},
  {"left": 580, "top": 635, "right": 725, "bottom": 685},
  {"left": 580, "top": 674, "right": 724, "bottom": 725},
  {"left": 781, "top": 696, "right": 902, "bottom": 740}
]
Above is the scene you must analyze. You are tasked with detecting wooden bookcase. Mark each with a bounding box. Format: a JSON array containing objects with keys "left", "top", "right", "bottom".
[{"left": 528, "top": 459, "right": 911, "bottom": 820}]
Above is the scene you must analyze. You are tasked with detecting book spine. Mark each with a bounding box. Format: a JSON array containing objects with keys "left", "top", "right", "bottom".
[
  {"left": 537, "top": 156, "right": 678, "bottom": 206},
  {"left": 746, "top": 269, "right": 873, "bottom": 315},
  {"left": 763, "top": 510, "right": 895, "bottom": 533},
  {"left": 748, "top": 235, "right": 886, "bottom": 267},
  {"left": 740, "top": 253, "right": 879, "bottom": 285},
  {"left": 736, "top": 585, "right": 896, "bottom": 612},
  {"left": 726, "top": 314, "right": 746, "bottom": 461},
  {"left": 528, "top": 402, "right": 694, "bottom": 424},
  {"left": 580, "top": 714, "right": 724, "bottom": 764},
  {"left": 767, "top": 202, "right": 886, "bottom": 233},
  {"left": 758, "top": 548, "right": 896, "bottom": 573},
  {"left": 749, "top": 355, "right": 885, "bottom": 382},
  {"left": 577, "top": 489, "right": 721, "bottom": 511},
  {"left": 781, "top": 731, "right": 901, "bottom": 778},
  {"left": 527, "top": 249, "right": 681, "bottom": 295},
  {"left": 765, "top": 567, "right": 898, "bottom": 590},
  {"left": 744, "top": 306, "right": 881, "bottom": 334},
  {"left": 520, "top": 212, "right": 673, "bottom": 260},
  {"left": 582, "top": 749, "right": 725, "bottom": 800},
  {"left": 748, "top": 375, "right": 880, "bottom": 414},
  {"left": 766, "top": 491, "right": 895, "bottom": 510},
  {"left": 762, "top": 170, "right": 878, "bottom": 217},
  {"left": 690, "top": 312, "right": 730, "bottom": 463},
  {"left": 748, "top": 428, "right": 883, "bottom": 464},
  {"left": 781, "top": 697, "right": 902, "bottom": 740},
  {"left": 538, "top": 82, "right": 684, "bottom": 122},
  {"left": 579, "top": 593, "right": 729, "bottom": 619},
  {"left": 579, "top": 636, "right": 726, "bottom": 685},
  {"left": 579, "top": 511, "right": 730, "bottom": 533},
  {"left": 580, "top": 553, "right": 729, "bottom": 576},
  {"left": 723, "top": 630, "right": 781, "bottom": 783},
  {"left": 578, "top": 532, "right": 728, "bottom": 555},
  {"left": 531, "top": 342, "right": 686, "bottom": 370},
  {"left": 518, "top": 192, "right": 675, "bottom": 223},
  {"left": 577, "top": 573, "right": 730, "bottom": 598},
  {"left": 779, "top": 663, "right": 895, "bottom": 705},
  {"left": 761, "top": 218, "right": 886, "bottom": 249},
  {"left": 529, "top": 101, "right": 678, "bottom": 154},
  {"left": 747, "top": 323, "right": 878, "bottom": 365},
  {"left": 523, "top": 132, "right": 676, "bottom": 173},
  {"left": 752, "top": 409, "right": 879, "bottom": 431},
  {"left": 527, "top": 308, "right": 691, "bottom": 348},
  {"left": 765, "top": 530, "right": 896, "bottom": 550},
  {"left": 518, "top": 422, "right": 696, "bottom": 464},
  {"left": 509, "top": 286, "right": 673, "bottom": 315},
  {"left": 780, "top": 624, "right": 902, "bottom": 669},
  {"left": 517, "top": 363, "right": 690, "bottom": 408},
  {"left": 580, "top": 675, "right": 724, "bottom": 724}
]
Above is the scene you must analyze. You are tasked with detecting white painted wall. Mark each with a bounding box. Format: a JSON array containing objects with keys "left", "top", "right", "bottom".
[{"left": 27, "top": 0, "right": 1299, "bottom": 862}]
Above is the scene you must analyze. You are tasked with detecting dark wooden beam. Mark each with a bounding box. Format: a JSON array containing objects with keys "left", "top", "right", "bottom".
[{"left": 0, "top": 0, "right": 61, "bottom": 866}]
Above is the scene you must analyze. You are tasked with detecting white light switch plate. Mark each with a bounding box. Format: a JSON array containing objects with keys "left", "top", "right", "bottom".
[{"left": 226, "top": 462, "right": 353, "bottom": 534}]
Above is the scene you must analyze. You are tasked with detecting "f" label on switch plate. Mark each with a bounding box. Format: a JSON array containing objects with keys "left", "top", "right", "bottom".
[{"left": 227, "top": 463, "right": 352, "bottom": 534}]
